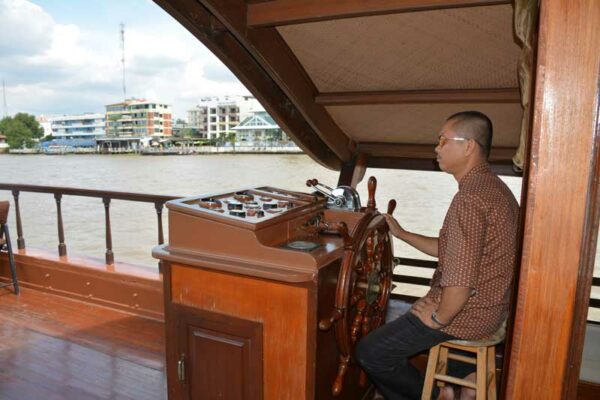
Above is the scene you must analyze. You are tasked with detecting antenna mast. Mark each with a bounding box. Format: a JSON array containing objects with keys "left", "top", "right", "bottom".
[{"left": 120, "top": 23, "right": 127, "bottom": 100}]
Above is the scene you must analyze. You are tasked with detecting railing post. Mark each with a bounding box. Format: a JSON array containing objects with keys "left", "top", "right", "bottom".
[
  {"left": 54, "top": 193, "right": 67, "bottom": 256},
  {"left": 103, "top": 197, "right": 114, "bottom": 265},
  {"left": 11, "top": 190, "right": 25, "bottom": 249},
  {"left": 155, "top": 201, "right": 165, "bottom": 245},
  {"left": 155, "top": 201, "right": 165, "bottom": 272}
]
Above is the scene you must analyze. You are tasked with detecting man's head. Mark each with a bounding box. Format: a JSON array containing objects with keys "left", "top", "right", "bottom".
[{"left": 435, "top": 111, "right": 493, "bottom": 177}]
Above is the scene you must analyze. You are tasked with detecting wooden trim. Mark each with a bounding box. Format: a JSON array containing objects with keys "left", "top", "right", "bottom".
[
  {"left": 505, "top": 1, "right": 600, "bottom": 398},
  {"left": 354, "top": 142, "right": 519, "bottom": 176},
  {"left": 152, "top": 0, "right": 343, "bottom": 170},
  {"left": 367, "top": 156, "right": 518, "bottom": 176},
  {"left": 578, "top": 380, "right": 600, "bottom": 399},
  {"left": 568, "top": 93, "right": 600, "bottom": 398},
  {"left": 357, "top": 142, "right": 517, "bottom": 160},
  {"left": 188, "top": 0, "right": 354, "bottom": 163},
  {"left": 247, "top": 0, "right": 512, "bottom": 27},
  {"left": 316, "top": 88, "right": 521, "bottom": 106},
  {"left": 392, "top": 274, "right": 431, "bottom": 286},
  {"left": 337, "top": 153, "right": 368, "bottom": 188},
  {"left": 0, "top": 248, "right": 164, "bottom": 320}
]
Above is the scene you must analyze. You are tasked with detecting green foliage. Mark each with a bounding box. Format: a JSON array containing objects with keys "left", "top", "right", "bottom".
[
  {"left": 0, "top": 113, "right": 43, "bottom": 148},
  {"left": 180, "top": 128, "right": 195, "bottom": 138}
]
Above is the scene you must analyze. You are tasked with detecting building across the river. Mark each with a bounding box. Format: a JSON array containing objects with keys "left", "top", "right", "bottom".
[
  {"left": 105, "top": 99, "right": 172, "bottom": 137},
  {"left": 48, "top": 113, "right": 106, "bottom": 139},
  {"left": 187, "top": 95, "right": 263, "bottom": 140},
  {"left": 232, "top": 111, "right": 290, "bottom": 145}
]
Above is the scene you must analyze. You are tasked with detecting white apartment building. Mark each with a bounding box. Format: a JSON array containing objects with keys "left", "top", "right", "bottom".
[
  {"left": 105, "top": 99, "right": 172, "bottom": 137},
  {"left": 187, "top": 95, "right": 263, "bottom": 139},
  {"left": 49, "top": 113, "right": 106, "bottom": 139},
  {"left": 35, "top": 115, "right": 53, "bottom": 137}
]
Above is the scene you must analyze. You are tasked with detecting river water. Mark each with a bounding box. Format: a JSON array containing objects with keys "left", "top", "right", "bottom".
[{"left": 1, "top": 153, "right": 597, "bottom": 318}]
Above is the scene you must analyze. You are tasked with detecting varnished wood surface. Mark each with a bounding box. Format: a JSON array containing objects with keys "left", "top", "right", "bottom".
[
  {"left": 247, "top": 0, "right": 512, "bottom": 27},
  {"left": 505, "top": 0, "right": 600, "bottom": 398},
  {"left": 0, "top": 248, "right": 164, "bottom": 320},
  {"left": 170, "top": 264, "right": 309, "bottom": 399},
  {"left": 0, "top": 287, "right": 166, "bottom": 400},
  {"left": 315, "top": 88, "right": 521, "bottom": 106}
]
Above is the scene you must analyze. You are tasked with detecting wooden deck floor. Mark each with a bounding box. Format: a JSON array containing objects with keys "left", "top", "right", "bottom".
[{"left": 0, "top": 288, "right": 166, "bottom": 400}]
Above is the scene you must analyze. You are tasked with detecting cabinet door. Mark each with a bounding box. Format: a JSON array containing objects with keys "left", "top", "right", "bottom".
[{"left": 172, "top": 305, "right": 263, "bottom": 400}]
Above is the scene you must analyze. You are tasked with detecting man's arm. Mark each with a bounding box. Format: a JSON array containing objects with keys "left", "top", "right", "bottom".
[
  {"left": 383, "top": 214, "right": 438, "bottom": 257},
  {"left": 410, "top": 286, "right": 471, "bottom": 329}
]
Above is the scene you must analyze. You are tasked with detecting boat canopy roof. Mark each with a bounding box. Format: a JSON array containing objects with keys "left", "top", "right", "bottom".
[{"left": 156, "top": 0, "right": 526, "bottom": 173}]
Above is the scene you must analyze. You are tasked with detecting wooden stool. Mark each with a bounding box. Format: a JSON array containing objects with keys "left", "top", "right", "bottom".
[
  {"left": 421, "top": 322, "right": 506, "bottom": 400},
  {"left": 0, "top": 201, "right": 19, "bottom": 294}
]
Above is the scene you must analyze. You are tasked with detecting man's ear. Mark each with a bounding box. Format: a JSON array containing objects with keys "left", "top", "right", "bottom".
[{"left": 464, "top": 139, "right": 477, "bottom": 157}]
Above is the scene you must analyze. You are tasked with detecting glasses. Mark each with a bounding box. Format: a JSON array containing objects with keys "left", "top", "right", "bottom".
[{"left": 437, "top": 135, "right": 471, "bottom": 148}]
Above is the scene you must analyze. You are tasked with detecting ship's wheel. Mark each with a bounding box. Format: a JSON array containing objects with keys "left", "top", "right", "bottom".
[{"left": 319, "top": 176, "right": 396, "bottom": 396}]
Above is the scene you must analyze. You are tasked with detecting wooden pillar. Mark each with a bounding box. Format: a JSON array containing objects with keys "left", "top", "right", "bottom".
[
  {"left": 505, "top": 1, "right": 600, "bottom": 398},
  {"left": 337, "top": 153, "right": 367, "bottom": 188}
]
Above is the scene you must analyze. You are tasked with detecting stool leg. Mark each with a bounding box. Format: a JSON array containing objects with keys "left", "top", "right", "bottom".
[
  {"left": 422, "top": 345, "right": 441, "bottom": 400},
  {"left": 476, "top": 347, "right": 486, "bottom": 400},
  {"left": 487, "top": 346, "right": 496, "bottom": 400},
  {"left": 438, "top": 346, "right": 449, "bottom": 388},
  {"left": 4, "top": 226, "right": 19, "bottom": 294}
]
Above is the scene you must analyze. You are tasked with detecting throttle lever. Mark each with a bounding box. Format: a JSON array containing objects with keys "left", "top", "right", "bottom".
[{"left": 306, "top": 179, "right": 340, "bottom": 203}]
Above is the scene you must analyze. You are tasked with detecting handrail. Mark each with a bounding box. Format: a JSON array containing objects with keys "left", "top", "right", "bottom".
[
  {"left": 0, "top": 183, "right": 181, "bottom": 266},
  {"left": 391, "top": 257, "right": 600, "bottom": 324},
  {"left": 0, "top": 184, "right": 177, "bottom": 203}
]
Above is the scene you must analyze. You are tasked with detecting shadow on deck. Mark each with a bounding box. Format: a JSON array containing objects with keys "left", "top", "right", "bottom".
[{"left": 0, "top": 288, "right": 166, "bottom": 400}]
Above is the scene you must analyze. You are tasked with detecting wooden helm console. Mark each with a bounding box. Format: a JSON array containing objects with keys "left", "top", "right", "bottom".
[{"left": 153, "top": 176, "right": 395, "bottom": 399}]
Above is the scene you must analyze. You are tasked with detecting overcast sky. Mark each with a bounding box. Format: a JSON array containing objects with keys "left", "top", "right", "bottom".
[{"left": 0, "top": 0, "right": 251, "bottom": 120}]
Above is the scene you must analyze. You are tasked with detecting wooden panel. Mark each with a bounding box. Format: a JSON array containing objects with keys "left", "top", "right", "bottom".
[
  {"left": 174, "top": 306, "right": 263, "bottom": 400},
  {"left": 577, "top": 381, "right": 600, "bottom": 399},
  {"left": 0, "top": 248, "right": 163, "bottom": 320},
  {"left": 170, "top": 264, "right": 309, "bottom": 400},
  {"left": 315, "top": 88, "right": 521, "bottom": 106},
  {"left": 247, "top": 0, "right": 512, "bottom": 27},
  {"left": 505, "top": 0, "right": 600, "bottom": 398}
]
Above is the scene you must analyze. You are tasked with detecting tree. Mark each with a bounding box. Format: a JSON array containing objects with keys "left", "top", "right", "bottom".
[
  {"left": 0, "top": 113, "right": 43, "bottom": 148},
  {"left": 13, "top": 113, "right": 44, "bottom": 138}
]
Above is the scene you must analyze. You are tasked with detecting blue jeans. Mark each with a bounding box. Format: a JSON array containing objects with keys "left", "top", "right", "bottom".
[{"left": 356, "top": 312, "right": 463, "bottom": 400}]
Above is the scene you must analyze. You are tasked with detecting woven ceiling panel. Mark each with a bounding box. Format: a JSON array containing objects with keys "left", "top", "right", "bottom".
[
  {"left": 325, "top": 103, "right": 522, "bottom": 147},
  {"left": 278, "top": 5, "right": 520, "bottom": 92}
]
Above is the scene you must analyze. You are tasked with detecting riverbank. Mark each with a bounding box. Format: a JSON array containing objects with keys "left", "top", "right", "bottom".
[{"left": 7, "top": 145, "right": 303, "bottom": 155}]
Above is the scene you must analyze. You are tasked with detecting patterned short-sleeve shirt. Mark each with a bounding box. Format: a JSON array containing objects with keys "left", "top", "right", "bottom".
[{"left": 425, "top": 163, "right": 519, "bottom": 339}]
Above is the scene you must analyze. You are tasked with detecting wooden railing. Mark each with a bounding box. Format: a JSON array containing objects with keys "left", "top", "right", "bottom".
[
  {"left": 392, "top": 257, "right": 600, "bottom": 324},
  {"left": 0, "top": 183, "right": 180, "bottom": 265},
  {"left": 1, "top": 183, "right": 597, "bottom": 322}
]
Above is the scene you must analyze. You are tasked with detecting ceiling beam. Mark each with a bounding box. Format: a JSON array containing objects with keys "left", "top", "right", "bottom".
[
  {"left": 153, "top": 0, "right": 342, "bottom": 169},
  {"left": 316, "top": 88, "right": 521, "bottom": 106},
  {"left": 197, "top": 0, "right": 354, "bottom": 163},
  {"left": 247, "top": 0, "right": 512, "bottom": 28},
  {"left": 356, "top": 142, "right": 517, "bottom": 163},
  {"left": 367, "top": 156, "right": 518, "bottom": 176}
]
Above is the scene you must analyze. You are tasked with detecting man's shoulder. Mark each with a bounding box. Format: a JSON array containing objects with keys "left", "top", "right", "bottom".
[{"left": 462, "top": 172, "right": 515, "bottom": 200}]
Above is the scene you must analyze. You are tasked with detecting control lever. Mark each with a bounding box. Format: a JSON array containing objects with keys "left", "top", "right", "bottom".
[{"left": 306, "top": 179, "right": 345, "bottom": 207}]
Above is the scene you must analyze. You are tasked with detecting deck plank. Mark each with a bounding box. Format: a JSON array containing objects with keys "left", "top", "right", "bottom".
[{"left": 0, "top": 288, "right": 166, "bottom": 400}]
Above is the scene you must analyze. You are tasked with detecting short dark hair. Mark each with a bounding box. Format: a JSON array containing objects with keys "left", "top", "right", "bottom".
[{"left": 446, "top": 111, "right": 493, "bottom": 159}]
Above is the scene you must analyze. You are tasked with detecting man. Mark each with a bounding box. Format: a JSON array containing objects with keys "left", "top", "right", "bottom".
[{"left": 356, "top": 111, "right": 519, "bottom": 400}]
